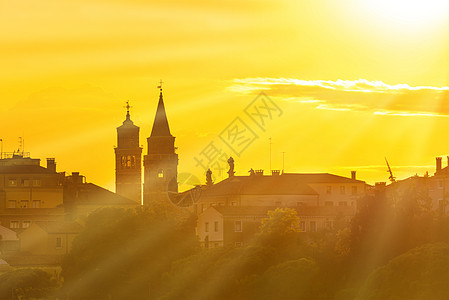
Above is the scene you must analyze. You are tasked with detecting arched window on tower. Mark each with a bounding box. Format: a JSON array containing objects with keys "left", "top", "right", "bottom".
[{"left": 121, "top": 156, "right": 127, "bottom": 169}]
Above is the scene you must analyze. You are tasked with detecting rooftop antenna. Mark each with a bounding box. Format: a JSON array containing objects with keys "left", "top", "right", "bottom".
[
  {"left": 282, "top": 151, "right": 286, "bottom": 173},
  {"left": 385, "top": 157, "right": 396, "bottom": 183},
  {"left": 0, "top": 138, "right": 3, "bottom": 159},
  {"left": 269, "top": 137, "right": 272, "bottom": 172},
  {"left": 18, "top": 137, "right": 23, "bottom": 154}
]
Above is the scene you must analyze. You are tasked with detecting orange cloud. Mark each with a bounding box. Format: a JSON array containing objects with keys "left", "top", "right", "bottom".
[{"left": 230, "top": 78, "right": 449, "bottom": 116}]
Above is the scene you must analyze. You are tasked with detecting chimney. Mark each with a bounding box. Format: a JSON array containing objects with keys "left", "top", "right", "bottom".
[
  {"left": 351, "top": 171, "right": 356, "bottom": 180},
  {"left": 255, "top": 169, "right": 264, "bottom": 176},
  {"left": 46, "top": 158, "right": 56, "bottom": 173},
  {"left": 272, "top": 170, "right": 280, "bottom": 176},
  {"left": 71, "top": 172, "right": 84, "bottom": 184},
  {"left": 436, "top": 157, "right": 442, "bottom": 172}
]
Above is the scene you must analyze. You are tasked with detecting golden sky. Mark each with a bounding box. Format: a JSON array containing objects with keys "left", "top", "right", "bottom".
[{"left": 2, "top": 0, "right": 449, "bottom": 191}]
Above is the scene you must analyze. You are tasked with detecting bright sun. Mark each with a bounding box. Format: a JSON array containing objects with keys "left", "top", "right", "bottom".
[{"left": 363, "top": 0, "right": 449, "bottom": 28}]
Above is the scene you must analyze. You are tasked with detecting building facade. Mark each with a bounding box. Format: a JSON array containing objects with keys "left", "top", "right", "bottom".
[
  {"left": 0, "top": 153, "right": 65, "bottom": 233},
  {"left": 190, "top": 170, "right": 367, "bottom": 247}
]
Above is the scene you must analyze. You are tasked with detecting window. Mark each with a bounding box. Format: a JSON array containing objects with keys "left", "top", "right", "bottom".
[
  {"left": 8, "top": 179, "right": 17, "bottom": 186},
  {"left": 205, "top": 222, "right": 209, "bottom": 233},
  {"left": 7, "top": 201, "right": 16, "bottom": 208},
  {"left": 214, "top": 221, "right": 219, "bottom": 232},
  {"left": 22, "top": 179, "right": 30, "bottom": 187},
  {"left": 10, "top": 221, "right": 19, "bottom": 229},
  {"left": 352, "top": 186, "right": 357, "bottom": 195},
  {"left": 210, "top": 203, "right": 216, "bottom": 207},
  {"left": 235, "top": 242, "right": 243, "bottom": 247},
  {"left": 299, "top": 221, "right": 306, "bottom": 232},
  {"left": 297, "top": 202, "right": 304, "bottom": 206},
  {"left": 20, "top": 200, "right": 29, "bottom": 208},
  {"left": 326, "top": 186, "right": 332, "bottom": 194},
  {"left": 56, "top": 237, "right": 62, "bottom": 248},
  {"left": 32, "top": 200, "right": 41, "bottom": 208},
  {"left": 310, "top": 221, "right": 316, "bottom": 232},
  {"left": 158, "top": 169, "right": 164, "bottom": 178},
  {"left": 231, "top": 202, "right": 236, "bottom": 206},
  {"left": 32, "top": 179, "right": 41, "bottom": 187},
  {"left": 201, "top": 204, "right": 205, "bottom": 212},
  {"left": 324, "top": 201, "right": 334, "bottom": 206},
  {"left": 22, "top": 221, "right": 31, "bottom": 228},
  {"left": 214, "top": 243, "right": 219, "bottom": 247},
  {"left": 439, "top": 181, "right": 444, "bottom": 188},
  {"left": 340, "top": 186, "right": 345, "bottom": 194},
  {"left": 325, "top": 221, "right": 333, "bottom": 229},
  {"left": 339, "top": 201, "right": 347, "bottom": 206},
  {"left": 234, "top": 220, "right": 242, "bottom": 232}
]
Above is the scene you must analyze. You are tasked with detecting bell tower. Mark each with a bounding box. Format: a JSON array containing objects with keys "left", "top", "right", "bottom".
[
  {"left": 115, "top": 101, "right": 142, "bottom": 204},
  {"left": 143, "top": 84, "right": 178, "bottom": 205}
]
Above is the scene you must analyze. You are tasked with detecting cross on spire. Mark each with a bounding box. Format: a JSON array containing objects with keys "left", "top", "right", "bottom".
[
  {"left": 157, "top": 80, "right": 163, "bottom": 91},
  {"left": 124, "top": 101, "right": 133, "bottom": 119}
]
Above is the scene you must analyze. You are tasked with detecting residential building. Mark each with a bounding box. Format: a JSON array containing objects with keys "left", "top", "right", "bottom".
[{"left": 0, "top": 152, "right": 64, "bottom": 233}]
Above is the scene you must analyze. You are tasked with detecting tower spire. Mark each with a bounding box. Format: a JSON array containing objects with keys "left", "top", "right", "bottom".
[{"left": 150, "top": 80, "right": 172, "bottom": 137}]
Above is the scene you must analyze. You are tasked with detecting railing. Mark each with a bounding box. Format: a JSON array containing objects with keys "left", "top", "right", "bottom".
[{"left": 0, "top": 152, "right": 31, "bottom": 159}]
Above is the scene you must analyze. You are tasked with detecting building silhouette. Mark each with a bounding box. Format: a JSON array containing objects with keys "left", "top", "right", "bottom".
[
  {"left": 114, "top": 102, "right": 142, "bottom": 204},
  {"left": 143, "top": 87, "right": 178, "bottom": 206},
  {"left": 191, "top": 170, "right": 367, "bottom": 247},
  {"left": 0, "top": 152, "right": 65, "bottom": 232}
]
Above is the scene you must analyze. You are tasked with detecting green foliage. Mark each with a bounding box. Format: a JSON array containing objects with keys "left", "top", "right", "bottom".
[
  {"left": 258, "top": 207, "right": 300, "bottom": 248},
  {"left": 61, "top": 205, "right": 198, "bottom": 299},
  {"left": 159, "top": 245, "right": 278, "bottom": 300},
  {"left": 246, "top": 258, "right": 322, "bottom": 300},
  {"left": 0, "top": 268, "right": 59, "bottom": 299},
  {"left": 358, "top": 243, "right": 449, "bottom": 300},
  {"left": 259, "top": 207, "right": 300, "bottom": 236}
]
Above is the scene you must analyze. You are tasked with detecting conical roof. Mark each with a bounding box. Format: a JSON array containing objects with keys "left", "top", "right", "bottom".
[{"left": 150, "top": 90, "right": 172, "bottom": 137}]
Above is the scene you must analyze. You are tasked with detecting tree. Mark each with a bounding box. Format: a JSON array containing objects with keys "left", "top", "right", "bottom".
[
  {"left": 61, "top": 205, "right": 198, "bottom": 299},
  {"left": 245, "top": 258, "right": 322, "bottom": 300},
  {"left": 258, "top": 207, "right": 300, "bottom": 247},
  {"left": 357, "top": 243, "right": 449, "bottom": 299},
  {"left": 0, "top": 269, "right": 59, "bottom": 299}
]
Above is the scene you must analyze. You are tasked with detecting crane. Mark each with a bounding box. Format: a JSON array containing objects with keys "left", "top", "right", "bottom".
[{"left": 385, "top": 157, "right": 396, "bottom": 183}]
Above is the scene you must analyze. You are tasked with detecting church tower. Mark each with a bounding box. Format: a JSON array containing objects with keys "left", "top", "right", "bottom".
[
  {"left": 115, "top": 102, "right": 143, "bottom": 204},
  {"left": 143, "top": 85, "right": 178, "bottom": 205}
]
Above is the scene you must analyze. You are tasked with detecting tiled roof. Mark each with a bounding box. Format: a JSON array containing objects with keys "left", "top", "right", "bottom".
[
  {"left": 74, "top": 183, "right": 138, "bottom": 206},
  {"left": 0, "top": 165, "right": 50, "bottom": 174},
  {"left": 34, "top": 221, "right": 84, "bottom": 234},
  {"left": 200, "top": 175, "right": 319, "bottom": 196},
  {"left": 212, "top": 205, "right": 355, "bottom": 217},
  {"left": 282, "top": 173, "right": 365, "bottom": 184}
]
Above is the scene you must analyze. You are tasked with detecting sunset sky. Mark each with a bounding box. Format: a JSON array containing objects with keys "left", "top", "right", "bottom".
[{"left": 2, "top": 0, "right": 449, "bottom": 191}]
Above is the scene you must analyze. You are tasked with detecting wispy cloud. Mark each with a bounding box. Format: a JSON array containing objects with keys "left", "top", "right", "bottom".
[{"left": 229, "top": 78, "right": 449, "bottom": 117}]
